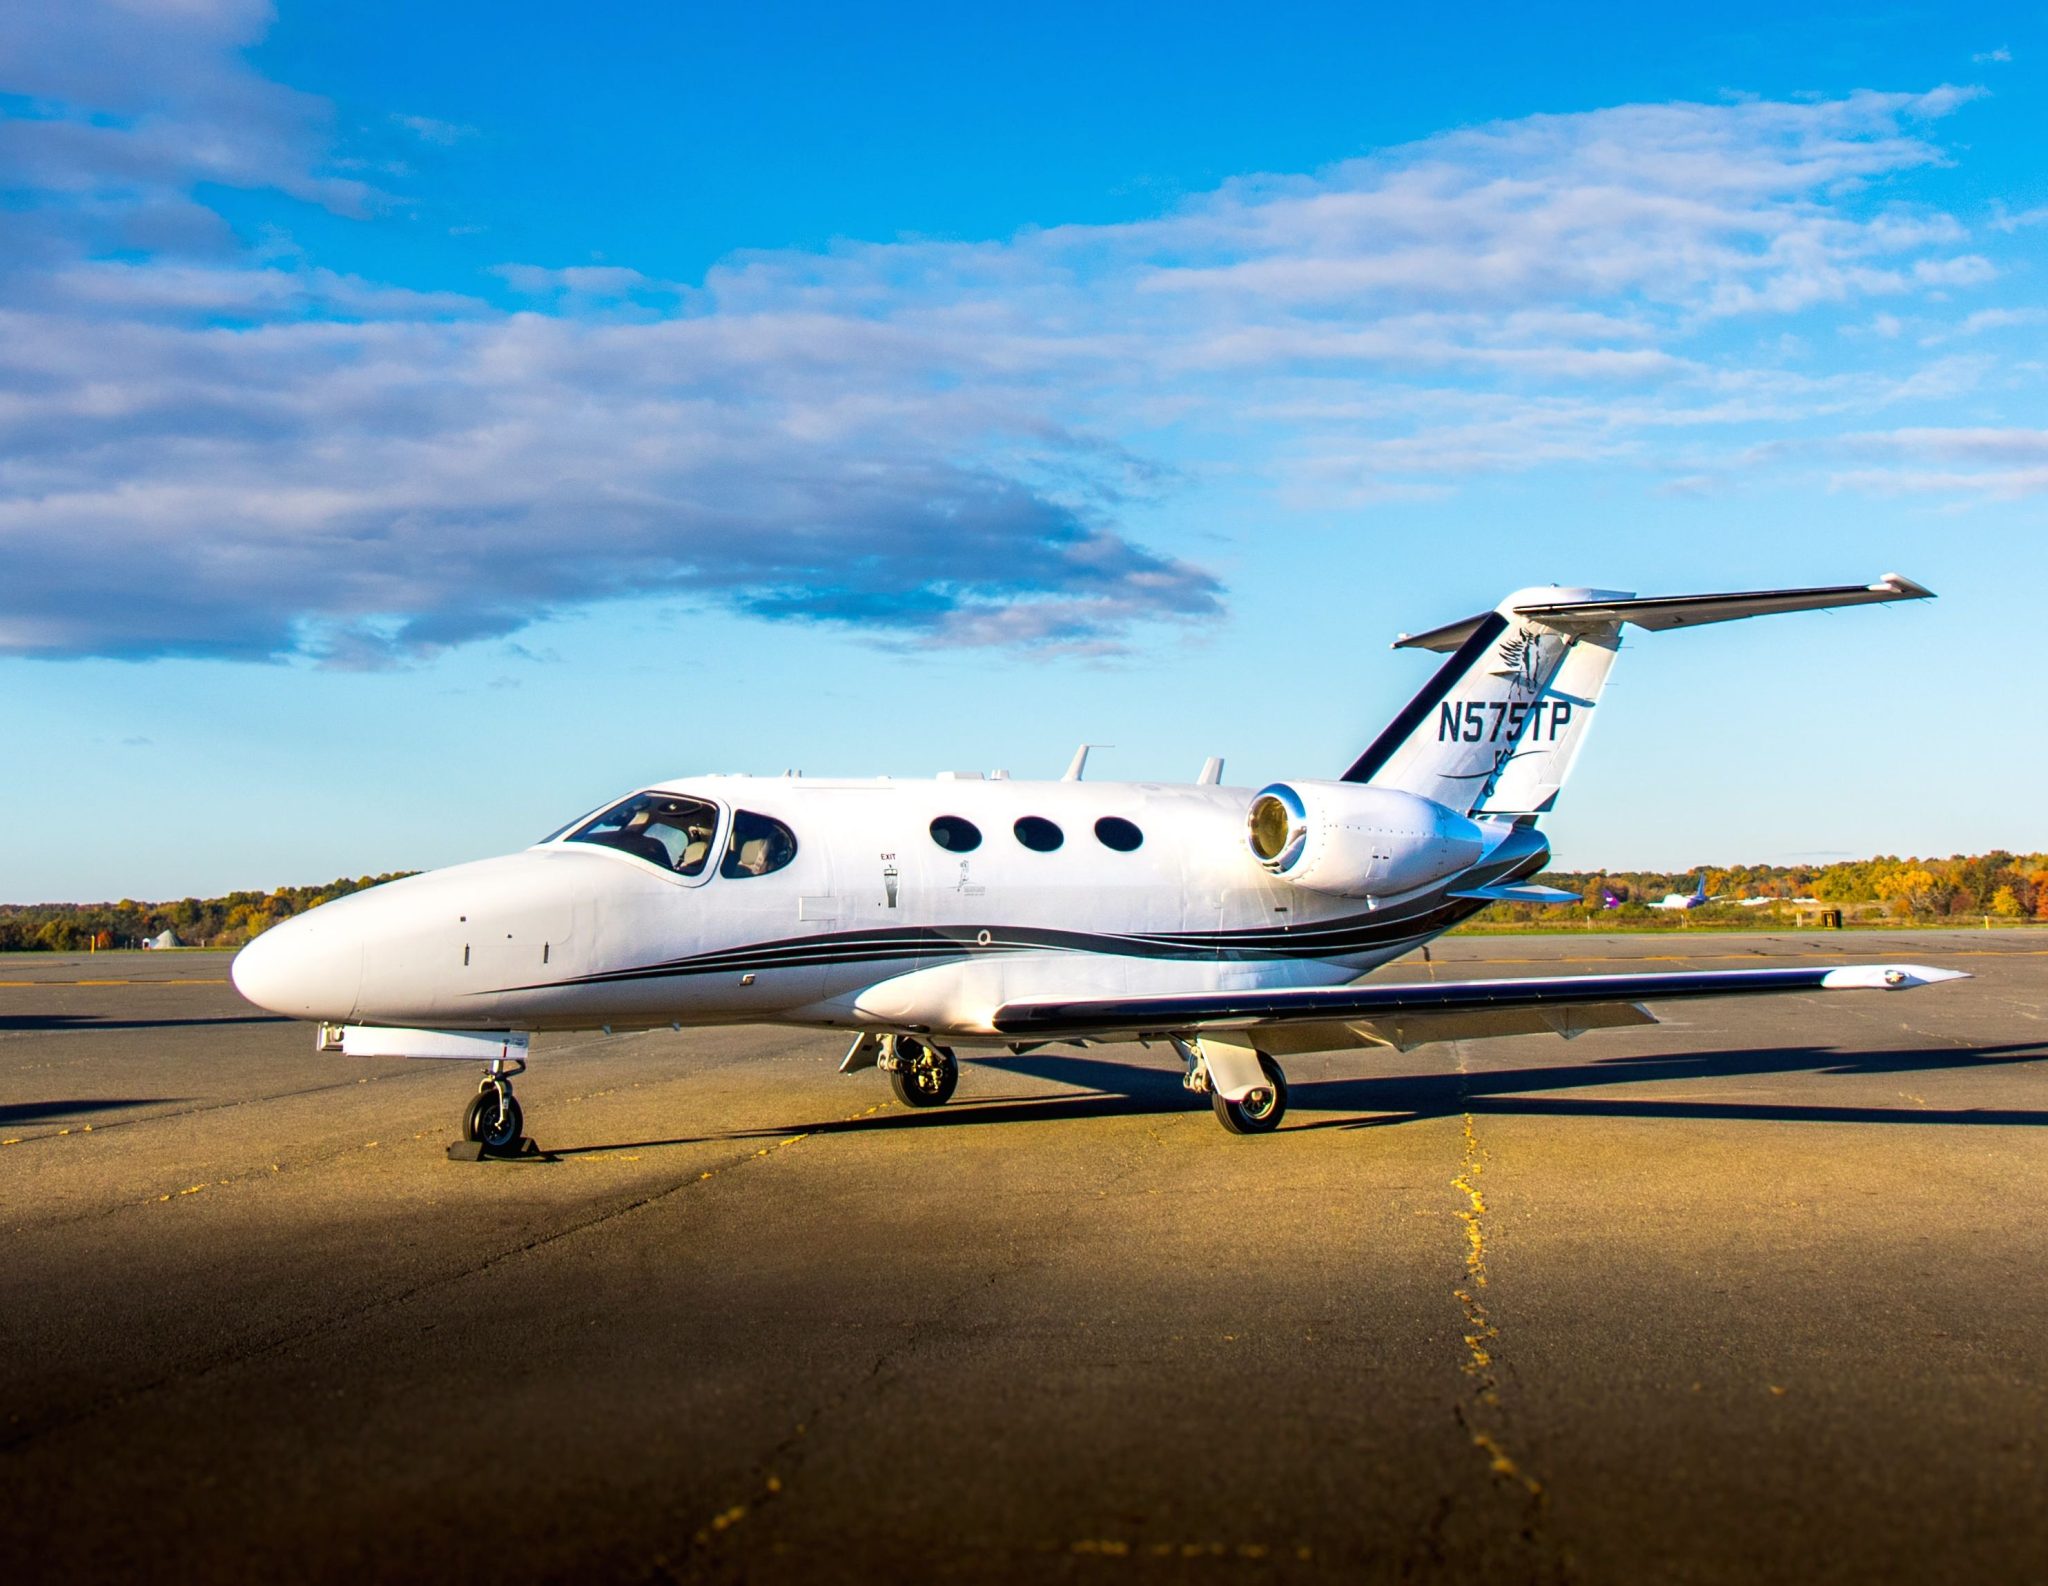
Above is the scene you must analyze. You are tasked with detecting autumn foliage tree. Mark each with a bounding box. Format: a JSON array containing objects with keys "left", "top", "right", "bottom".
[
  {"left": 1478, "top": 850, "right": 2046, "bottom": 928},
  {"left": 0, "top": 875, "right": 414, "bottom": 951}
]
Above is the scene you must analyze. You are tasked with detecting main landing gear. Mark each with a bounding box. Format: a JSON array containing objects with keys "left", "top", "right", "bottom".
[
  {"left": 1171, "top": 1037, "right": 1288, "bottom": 1135},
  {"left": 462, "top": 1056, "right": 527, "bottom": 1155},
  {"left": 878, "top": 1034, "right": 959, "bottom": 1108},
  {"left": 1211, "top": 1055, "right": 1287, "bottom": 1135}
]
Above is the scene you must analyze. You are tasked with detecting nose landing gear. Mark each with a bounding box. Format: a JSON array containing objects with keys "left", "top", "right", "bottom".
[{"left": 460, "top": 1057, "right": 528, "bottom": 1156}]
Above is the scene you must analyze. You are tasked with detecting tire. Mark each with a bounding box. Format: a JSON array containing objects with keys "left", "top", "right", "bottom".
[
  {"left": 1212, "top": 1054, "right": 1287, "bottom": 1135},
  {"left": 888, "top": 1043, "right": 959, "bottom": 1108},
  {"left": 463, "top": 1088, "right": 524, "bottom": 1153}
]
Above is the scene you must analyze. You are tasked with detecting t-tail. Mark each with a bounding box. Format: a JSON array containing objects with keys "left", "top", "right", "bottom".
[{"left": 1343, "top": 574, "right": 1934, "bottom": 818}]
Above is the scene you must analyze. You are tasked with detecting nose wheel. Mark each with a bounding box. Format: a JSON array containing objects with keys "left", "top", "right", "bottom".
[{"left": 462, "top": 1059, "right": 527, "bottom": 1156}]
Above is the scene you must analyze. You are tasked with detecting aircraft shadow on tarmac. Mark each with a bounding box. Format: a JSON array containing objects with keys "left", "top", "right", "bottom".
[
  {"left": 0, "top": 1013, "right": 288, "bottom": 1033},
  {"left": 547, "top": 1038, "right": 2048, "bottom": 1154},
  {"left": 0, "top": 1097, "right": 180, "bottom": 1126}
]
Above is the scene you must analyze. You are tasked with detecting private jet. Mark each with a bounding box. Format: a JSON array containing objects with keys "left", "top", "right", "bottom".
[
  {"left": 1652, "top": 874, "right": 1719, "bottom": 910},
  {"left": 232, "top": 574, "right": 1965, "bottom": 1149}
]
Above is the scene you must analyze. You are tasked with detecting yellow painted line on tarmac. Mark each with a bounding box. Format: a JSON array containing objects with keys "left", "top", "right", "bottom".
[
  {"left": 1450, "top": 1110, "right": 1544, "bottom": 1500},
  {"left": 0, "top": 978, "right": 231, "bottom": 986}
]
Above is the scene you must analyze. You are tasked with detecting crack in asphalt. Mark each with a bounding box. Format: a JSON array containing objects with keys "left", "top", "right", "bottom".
[
  {"left": 0, "top": 1094, "right": 881, "bottom": 1455},
  {"left": 665, "top": 1091, "right": 1193, "bottom": 1582}
]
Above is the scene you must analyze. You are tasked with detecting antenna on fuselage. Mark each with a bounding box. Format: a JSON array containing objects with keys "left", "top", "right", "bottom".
[
  {"left": 1063, "top": 744, "right": 1111, "bottom": 781},
  {"left": 1197, "top": 756, "right": 1223, "bottom": 785}
]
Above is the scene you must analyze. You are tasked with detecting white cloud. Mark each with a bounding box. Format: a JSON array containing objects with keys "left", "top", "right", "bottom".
[
  {"left": 1919, "top": 306, "right": 2048, "bottom": 343},
  {"left": 1828, "top": 427, "right": 2048, "bottom": 501},
  {"left": 1856, "top": 427, "right": 2048, "bottom": 463},
  {"left": 0, "top": 1, "right": 374, "bottom": 219},
  {"left": 392, "top": 113, "right": 475, "bottom": 146},
  {"left": 491, "top": 263, "right": 672, "bottom": 300},
  {"left": 0, "top": 28, "right": 2027, "bottom": 661},
  {"left": 1972, "top": 47, "right": 2012, "bottom": 64}
]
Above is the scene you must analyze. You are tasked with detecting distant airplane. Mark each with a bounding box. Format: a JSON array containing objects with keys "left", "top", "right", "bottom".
[
  {"left": 233, "top": 574, "right": 1965, "bottom": 1149},
  {"left": 1652, "top": 873, "right": 1718, "bottom": 910}
]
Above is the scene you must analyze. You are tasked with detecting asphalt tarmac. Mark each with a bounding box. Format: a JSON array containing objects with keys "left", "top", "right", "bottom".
[{"left": 3, "top": 930, "right": 2045, "bottom": 1584}]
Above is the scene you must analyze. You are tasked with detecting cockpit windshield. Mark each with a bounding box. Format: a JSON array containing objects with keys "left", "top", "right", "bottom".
[
  {"left": 536, "top": 803, "right": 607, "bottom": 845},
  {"left": 566, "top": 792, "right": 721, "bottom": 875}
]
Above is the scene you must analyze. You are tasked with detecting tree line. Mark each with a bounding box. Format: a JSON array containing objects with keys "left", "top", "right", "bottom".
[
  {"left": 0, "top": 875, "right": 416, "bottom": 952},
  {"left": 1497, "top": 850, "right": 2048, "bottom": 926}
]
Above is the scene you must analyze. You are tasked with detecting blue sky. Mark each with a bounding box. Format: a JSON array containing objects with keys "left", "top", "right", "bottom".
[{"left": 1, "top": 2, "right": 2043, "bottom": 900}]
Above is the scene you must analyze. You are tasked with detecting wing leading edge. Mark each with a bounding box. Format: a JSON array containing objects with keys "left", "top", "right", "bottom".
[{"left": 990, "top": 963, "right": 1967, "bottom": 1041}]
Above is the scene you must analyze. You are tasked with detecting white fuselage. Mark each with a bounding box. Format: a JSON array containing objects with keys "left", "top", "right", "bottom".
[{"left": 232, "top": 775, "right": 1532, "bottom": 1042}]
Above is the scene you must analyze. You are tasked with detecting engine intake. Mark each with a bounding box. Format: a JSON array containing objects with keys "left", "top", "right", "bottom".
[{"left": 1245, "top": 781, "right": 1484, "bottom": 899}]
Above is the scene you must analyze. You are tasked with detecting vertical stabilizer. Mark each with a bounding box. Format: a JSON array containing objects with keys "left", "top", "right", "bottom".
[
  {"left": 1473, "top": 627, "right": 1619, "bottom": 816},
  {"left": 1344, "top": 587, "right": 1628, "bottom": 817}
]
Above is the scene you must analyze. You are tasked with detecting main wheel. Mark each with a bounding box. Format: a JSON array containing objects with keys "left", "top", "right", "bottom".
[
  {"left": 463, "top": 1087, "right": 525, "bottom": 1153},
  {"left": 1212, "top": 1054, "right": 1287, "bottom": 1135},
  {"left": 888, "top": 1042, "right": 959, "bottom": 1108}
]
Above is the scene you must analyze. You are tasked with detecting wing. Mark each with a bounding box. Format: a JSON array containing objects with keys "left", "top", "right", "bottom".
[{"left": 991, "top": 963, "right": 1967, "bottom": 1044}]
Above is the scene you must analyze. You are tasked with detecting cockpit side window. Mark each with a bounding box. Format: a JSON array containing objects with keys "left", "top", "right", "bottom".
[
  {"left": 721, "top": 810, "right": 799, "bottom": 879},
  {"left": 566, "top": 792, "right": 721, "bottom": 875},
  {"left": 537, "top": 803, "right": 607, "bottom": 845}
]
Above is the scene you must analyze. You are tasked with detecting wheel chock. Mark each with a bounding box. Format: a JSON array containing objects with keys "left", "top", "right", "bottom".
[{"left": 445, "top": 1137, "right": 552, "bottom": 1163}]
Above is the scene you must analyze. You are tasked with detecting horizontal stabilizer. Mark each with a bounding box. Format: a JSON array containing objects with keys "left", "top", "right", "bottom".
[
  {"left": 1394, "top": 573, "right": 1932, "bottom": 652},
  {"left": 1449, "top": 883, "right": 1580, "bottom": 905},
  {"left": 1515, "top": 573, "right": 1934, "bottom": 635},
  {"left": 992, "top": 964, "right": 1967, "bottom": 1040},
  {"left": 1358, "top": 571, "right": 1933, "bottom": 818}
]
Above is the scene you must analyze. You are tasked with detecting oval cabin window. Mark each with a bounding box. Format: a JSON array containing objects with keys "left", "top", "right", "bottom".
[
  {"left": 930, "top": 815, "right": 982, "bottom": 852},
  {"left": 1094, "top": 816, "right": 1143, "bottom": 852},
  {"left": 1014, "top": 816, "right": 1064, "bottom": 852}
]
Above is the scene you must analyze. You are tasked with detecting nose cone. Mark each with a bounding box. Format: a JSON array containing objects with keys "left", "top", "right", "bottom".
[{"left": 232, "top": 908, "right": 363, "bottom": 1021}]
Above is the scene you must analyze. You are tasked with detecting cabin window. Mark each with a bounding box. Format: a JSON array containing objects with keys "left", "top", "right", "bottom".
[
  {"left": 1094, "top": 816, "right": 1144, "bottom": 852},
  {"left": 567, "top": 792, "right": 720, "bottom": 875},
  {"left": 1013, "top": 816, "right": 1064, "bottom": 852},
  {"left": 930, "top": 815, "right": 982, "bottom": 852},
  {"left": 722, "top": 809, "right": 799, "bottom": 879}
]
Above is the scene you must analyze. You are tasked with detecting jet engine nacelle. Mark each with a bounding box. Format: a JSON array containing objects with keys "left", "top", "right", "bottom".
[{"left": 1244, "top": 780, "right": 1484, "bottom": 899}]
